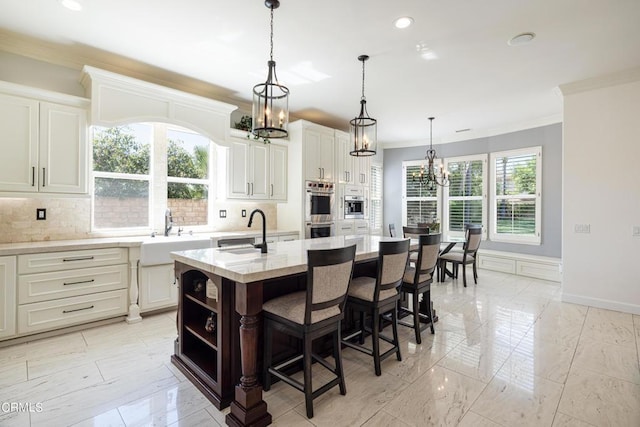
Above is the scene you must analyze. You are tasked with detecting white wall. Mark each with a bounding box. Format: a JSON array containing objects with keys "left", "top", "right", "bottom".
[{"left": 561, "top": 70, "right": 640, "bottom": 314}]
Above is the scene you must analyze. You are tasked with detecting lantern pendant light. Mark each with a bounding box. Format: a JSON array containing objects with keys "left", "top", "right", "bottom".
[
  {"left": 349, "top": 55, "right": 377, "bottom": 156},
  {"left": 252, "top": 0, "right": 289, "bottom": 139}
]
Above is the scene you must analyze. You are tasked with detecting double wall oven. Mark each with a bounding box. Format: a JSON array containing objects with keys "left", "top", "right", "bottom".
[{"left": 305, "top": 180, "right": 335, "bottom": 238}]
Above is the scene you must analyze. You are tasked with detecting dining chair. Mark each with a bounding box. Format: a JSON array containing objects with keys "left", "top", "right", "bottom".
[
  {"left": 399, "top": 233, "right": 440, "bottom": 344},
  {"left": 438, "top": 227, "right": 481, "bottom": 287},
  {"left": 342, "top": 239, "right": 410, "bottom": 376},
  {"left": 262, "top": 244, "right": 357, "bottom": 419}
]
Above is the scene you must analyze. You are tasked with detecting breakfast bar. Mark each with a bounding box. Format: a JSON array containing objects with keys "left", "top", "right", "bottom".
[{"left": 170, "top": 235, "right": 413, "bottom": 427}]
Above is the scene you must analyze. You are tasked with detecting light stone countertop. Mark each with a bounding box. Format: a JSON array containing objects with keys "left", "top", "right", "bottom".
[
  {"left": 171, "top": 235, "right": 414, "bottom": 284},
  {"left": 0, "top": 229, "right": 299, "bottom": 256}
]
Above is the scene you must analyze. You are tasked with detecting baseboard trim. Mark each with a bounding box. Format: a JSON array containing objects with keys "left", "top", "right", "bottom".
[{"left": 561, "top": 292, "right": 640, "bottom": 315}]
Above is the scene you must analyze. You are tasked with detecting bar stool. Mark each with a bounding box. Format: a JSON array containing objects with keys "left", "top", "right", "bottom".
[
  {"left": 342, "top": 239, "right": 410, "bottom": 376},
  {"left": 262, "top": 244, "right": 357, "bottom": 419},
  {"left": 399, "top": 233, "right": 441, "bottom": 344}
]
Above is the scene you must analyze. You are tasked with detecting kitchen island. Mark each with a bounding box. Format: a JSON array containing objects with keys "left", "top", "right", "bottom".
[{"left": 170, "top": 235, "right": 413, "bottom": 427}]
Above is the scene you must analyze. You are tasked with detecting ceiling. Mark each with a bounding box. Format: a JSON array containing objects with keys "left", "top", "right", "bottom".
[{"left": 1, "top": 0, "right": 639, "bottom": 147}]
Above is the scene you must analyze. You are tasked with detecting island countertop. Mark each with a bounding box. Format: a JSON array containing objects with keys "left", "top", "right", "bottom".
[{"left": 171, "top": 235, "right": 412, "bottom": 284}]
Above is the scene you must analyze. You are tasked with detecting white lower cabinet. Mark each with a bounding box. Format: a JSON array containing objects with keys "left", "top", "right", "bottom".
[
  {"left": 0, "top": 256, "right": 17, "bottom": 340},
  {"left": 336, "top": 221, "right": 355, "bottom": 236},
  {"left": 139, "top": 264, "right": 178, "bottom": 313},
  {"left": 14, "top": 248, "right": 128, "bottom": 337}
]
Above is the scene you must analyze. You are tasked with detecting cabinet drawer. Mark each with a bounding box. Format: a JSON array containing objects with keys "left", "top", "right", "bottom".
[
  {"left": 18, "top": 248, "right": 128, "bottom": 274},
  {"left": 18, "top": 289, "right": 127, "bottom": 334},
  {"left": 19, "top": 264, "right": 128, "bottom": 304}
]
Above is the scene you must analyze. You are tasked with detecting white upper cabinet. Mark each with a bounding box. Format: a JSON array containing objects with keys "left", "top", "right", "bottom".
[
  {"left": 304, "top": 127, "right": 334, "bottom": 181},
  {"left": 0, "top": 91, "right": 88, "bottom": 194},
  {"left": 269, "top": 144, "right": 287, "bottom": 200},
  {"left": 227, "top": 136, "right": 286, "bottom": 200},
  {"left": 335, "top": 129, "right": 370, "bottom": 186}
]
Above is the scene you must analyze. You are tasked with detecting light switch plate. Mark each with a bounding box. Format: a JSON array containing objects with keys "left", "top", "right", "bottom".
[
  {"left": 36, "top": 208, "right": 46, "bottom": 220},
  {"left": 242, "top": 209, "right": 247, "bottom": 217},
  {"left": 574, "top": 224, "right": 590, "bottom": 233},
  {"left": 219, "top": 210, "right": 227, "bottom": 218}
]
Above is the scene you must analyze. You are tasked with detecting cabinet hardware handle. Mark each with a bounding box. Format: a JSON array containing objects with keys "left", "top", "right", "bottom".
[
  {"left": 247, "top": 183, "right": 250, "bottom": 195},
  {"left": 42, "top": 168, "right": 46, "bottom": 187},
  {"left": 318, "top": 167, "right": 322, "bottom": 178},
  {"left": 63, "top": 279, "right": 95, "bottom": 286},
  {"left": 271, "top": 183, "right": 274, "bottom": 197},
  {"left": 63, "top": 305, "right": 94, "bottom": 314},
  {"left": 63, "top": 256, "right": 95, "bottom": 262},
  {"left": 251, "top": 182, "right": 254, "bottom": 196},
  {"left": 32, "top": 167, "right": 35, "bottom": 186}
]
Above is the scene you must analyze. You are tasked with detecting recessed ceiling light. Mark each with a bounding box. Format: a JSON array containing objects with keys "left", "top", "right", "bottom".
[
  {"left": 59, "top": 0, "right": 82, "bottom": 11},
  {"left": 508, "top": 32, "right": 536, "bottom": 46},
  {"left": 394, "top": 17, "right": 414, "bottom": 29}
]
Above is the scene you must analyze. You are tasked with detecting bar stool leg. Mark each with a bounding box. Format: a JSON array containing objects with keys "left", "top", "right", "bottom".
[
  {"left": 372, "top": 308, "right": 381, "bottom": 376},
  {"left": 412, "top": 291, "right": 421, "bottom": 344},
  {"left": 391, "top": 306, "right": 402, "bottom": 361},
  {"left": 303, "top": 335, "right": 313, "bottom": 418}
]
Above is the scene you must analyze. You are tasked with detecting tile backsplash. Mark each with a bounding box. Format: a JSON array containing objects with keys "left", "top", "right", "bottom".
[{"left": 0, "top": 197, "right": 282, "bottom": 244}]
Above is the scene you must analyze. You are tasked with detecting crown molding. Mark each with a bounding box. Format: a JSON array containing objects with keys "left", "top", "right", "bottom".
[{"left": 558, "top": 67, "right": 640, "bottom": 96}]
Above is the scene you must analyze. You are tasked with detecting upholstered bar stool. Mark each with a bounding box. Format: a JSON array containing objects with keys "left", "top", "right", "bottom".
[
  {"left": 342, "top": 239, "right": 410, "bottom": 376},
  {"left": 399, "top": 233, "right": 441, "bottom": 344},
  {"left": 262, "top": 244, "right": 357, "bottom": 419},
  {"left": 438, "top": 226, "right": 481, "bottom": 286}
]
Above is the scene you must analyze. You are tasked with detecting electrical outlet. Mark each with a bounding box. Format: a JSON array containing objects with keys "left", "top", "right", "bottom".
[
  {"left": 633, "top": 226, "right": 640, "bottom": 236},
  {"left": 574, "top": 224, "right": 590, "bottom": 233},
  {"left": 219, "top": 210, "right": 227, "bottom": 218},
  {"left": 242, "top": 209, "right": 247, "bottom": 217},
  {"left": 36, "top": 208, "right": 46, "bottom": 220}
]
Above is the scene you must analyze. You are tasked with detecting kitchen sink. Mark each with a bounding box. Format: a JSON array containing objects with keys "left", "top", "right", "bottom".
[
  {"left": 224, "top": 247, "right": 262, "bottom": 255},
  {"left": 140, "top": 235, "right": 213, "bottom": 266}
]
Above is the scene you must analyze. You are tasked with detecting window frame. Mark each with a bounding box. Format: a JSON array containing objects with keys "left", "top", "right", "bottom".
[
  {"left": 369, "top": 162, "right": 383, "bottom": 235},
  {"left": 401, "top": 159, "right": 442, "bottom": 227},
  {"left": 442, "top": 153, "right": 488, "bottom": 240},
  {"left": 489, "top": 146, "right": 542, "bottom": 245}
]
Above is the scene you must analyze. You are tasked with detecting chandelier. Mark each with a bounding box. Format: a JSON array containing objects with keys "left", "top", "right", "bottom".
[
  {"left": 252, "top": 0, "right": 289, "bottom": 139},
  {"left": 349, "top": 55, "right": 377, "bottom": 156},
  {"left": 413, "top": 117, "right": 449, "bottom": 190}
]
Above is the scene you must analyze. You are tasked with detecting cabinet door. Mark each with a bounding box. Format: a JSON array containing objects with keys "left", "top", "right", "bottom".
[
  {"left": 318, "top": 132, "right": 335, "bottom": 180},
  {"left": 304, "top": 129, "right": 322, "bottom": 180},
  {"left": 355, "top": 156, "right": 370, "bottom": 186},
  {"left": 39, "top": 102, "right": 88, "bottom": 194},
  {"left": 0, "top": 94, "right": 38, "bottom": 192},
  {"left": 0, "top": 256, "right": 17, "bottom": 340},
  {"left": 227, "top": 139, "right": 251, "bottom": 198},
  {"left": 335, "top": 131, "right": 353, "bottom": 184},
  {"left": 250, "top": 143, "right": 269, "bottom": 199},
  {"left": 270, "top": 144, "right": 287, "bottom": 200},
  {"left": 336, "top": 220, "right": 354, "bottom": 236},
  {"left": 139, "top": 264, "right": 178, "bottom": 312}
]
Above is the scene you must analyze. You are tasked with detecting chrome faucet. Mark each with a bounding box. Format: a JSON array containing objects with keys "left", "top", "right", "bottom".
[
  {"left": 164, "top": 209, "right": 173, "bottom": 236},
  {"left": 248, "top": 209, "right": 268, "bottom": 253}
]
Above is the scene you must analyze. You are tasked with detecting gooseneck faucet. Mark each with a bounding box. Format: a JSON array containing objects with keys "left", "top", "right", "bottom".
[
  {"left": 248, "top": 209, "right": 268, "bottom": 254},
  {"left": 164, "top": 209, "right": 173, "bottom": 236}
]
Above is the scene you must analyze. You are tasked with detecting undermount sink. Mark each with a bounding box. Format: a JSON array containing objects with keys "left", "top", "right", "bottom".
[
  {"left": 224, "top": 247, "right": 262, "bottom": 255},
  {"left": 140, "top": 235, "right": 213, "bottom": 266}
]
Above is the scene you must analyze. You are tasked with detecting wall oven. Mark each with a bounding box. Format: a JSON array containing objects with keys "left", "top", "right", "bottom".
[
  {"left": 344, "top": 195, "right": 364, "bottom": 219},
  {"left": 305, "top": 180, "right": 334, "bottom": 238}
]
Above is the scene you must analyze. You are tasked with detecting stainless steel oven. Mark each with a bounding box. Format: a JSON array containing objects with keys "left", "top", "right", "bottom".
[
  {"left": 305, "top": 180, "right": 334, "bottom": 238},
  {"left": 344, "top": 195, "right": 364, "bottom": 219}
]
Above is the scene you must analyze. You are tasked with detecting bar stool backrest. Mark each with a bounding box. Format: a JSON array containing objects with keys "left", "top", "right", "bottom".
[
  {"left": 374, "top": 239, "right": 411, "bottom": 303},
  {"left": 402, "top": 226, "right": 430, "bottom": 239},
  {"left": 413, "top": 234, "right": 441, "bottom": 284}
]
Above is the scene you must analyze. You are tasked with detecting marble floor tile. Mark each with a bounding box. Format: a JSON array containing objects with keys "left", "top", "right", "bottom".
[
  {"left": 0, "top": 409, "right": 31, "bottom": 427},
  {"left": 384, "top": 365, "right": 486, "bottom": 427},
  {"left": 96, "top": 343, "right": 175, "bottom": 381},
  {"left": 30, "top": 365, "right": 180, "bottom": 427},
  {"left": 433, "top": 312, "right": 483, "bottom": 336},
  {"left": 204, "top": 405, "right": 229, "bottom": 426},
  {"left": 558, "top": 367, "right": 640, "bottom": 427},
  {"left": 572, "top": 337, "right": 640, "bottom": 384},
  {"left": 117, "top": 381, "right": 211, "bottom": 426},
  {"left": 271, "top": 409, "right": 314, "bottom": 427},
  {"left": 457, "top": 410, "right": 503, "bottom": 427},
  {"left": 512, "top": 333, "right": 575, "bottom": 383},
  {"left": 552, "top": 412, "right": 597, "bottom": 427},
  {"left": 437, "top": 335, "right": 513, "bottom": 383},
  {"left": 471, "top": 358, "right": 564, "bottom": 427},
  {"left": 0, "top": 359, "right": 27, "bottom": 388},
  {"left": 300, "top": 365, "right": 409, "bottom": 426},
  {"left": 0, "top": 361, "right": 103, "bottom": 404},
  {"left": 361, "top": 410, "right": 411, "bottom": 426},
  {"left": 581, "top": 307, "right": 636, "bottom": 348},
  {"left": 526, "top": 312, "right": 584, "bottom": 349},
  {"left": 70, "top": 408, "right": 125, "bottom": 427},
  {"left": 167, "top": 408, "right": 220, "bottom": 427}
]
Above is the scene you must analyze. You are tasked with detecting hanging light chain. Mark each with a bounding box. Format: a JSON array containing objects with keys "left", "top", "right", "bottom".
[
  {"left": 361, "top": 58, "right": 366, "bottom": 101},
  {"left": 269, "top": 6, "right": 274, "bottom": 61}
]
